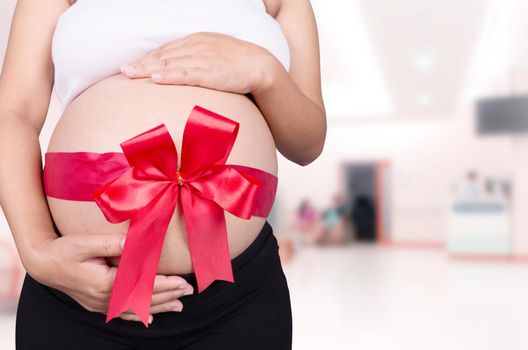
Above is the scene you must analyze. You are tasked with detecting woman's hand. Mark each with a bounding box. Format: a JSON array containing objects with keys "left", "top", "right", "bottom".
[
  {"left": 26, "top": 233, "right": 194, "bottom": 324},
  {"left": 120, "top": 32, "right": 273, "bottom": 94}
]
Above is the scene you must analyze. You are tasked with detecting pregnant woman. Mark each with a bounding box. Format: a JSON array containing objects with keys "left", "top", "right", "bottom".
[{"left": 0, "top": 0, "right": 326, "bottom": 348}]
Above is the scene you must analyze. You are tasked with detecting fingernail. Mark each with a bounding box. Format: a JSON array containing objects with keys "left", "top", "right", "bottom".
[
  {"left": 176, "top": 283, "right": 189, "bottom": 290},
  {"left": 121, "top": 64, "right": 135, "bottom": 75},
  {"left": 148, "top": 315, "right": 153, "bottom": 324},
  {"left": 172, "top": 304, "right": 183, "bottom": 312},
  {"left": 183, "top": 287, "right": 194, "bottom": 296},
  {"left": 120, "top": 236, "right": 126, "bottom": 249}
]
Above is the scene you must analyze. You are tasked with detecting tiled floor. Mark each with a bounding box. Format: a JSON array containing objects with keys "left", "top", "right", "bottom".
[{"left": 2, "top": 244, "right": 528, "bottom": 349}]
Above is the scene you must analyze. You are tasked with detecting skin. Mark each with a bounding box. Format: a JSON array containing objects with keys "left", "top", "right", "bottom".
[{"left": 0, "top": 0, "right": 325, "bottom": 324}]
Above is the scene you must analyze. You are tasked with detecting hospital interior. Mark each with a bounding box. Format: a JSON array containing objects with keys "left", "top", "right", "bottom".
[{"left": 1, "top": 0, "right": 528, "bottom": 349}]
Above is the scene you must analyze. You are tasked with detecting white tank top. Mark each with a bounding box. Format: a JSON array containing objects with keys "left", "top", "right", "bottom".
[{"left": 51, "top": 0, "right": 291, "bottom": 112}]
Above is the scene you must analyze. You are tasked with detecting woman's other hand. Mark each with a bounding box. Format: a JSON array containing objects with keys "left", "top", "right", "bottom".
[
  {"left": 120, "top": 32, "right": 274, "bottom": 94},
  {"left": 26, "top": 233, "right": 193, "bottom": 323}
]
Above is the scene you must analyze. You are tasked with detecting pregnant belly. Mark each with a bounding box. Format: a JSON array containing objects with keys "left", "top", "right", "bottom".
[{"left": 45, "top": 73, "right": 278, "bottom": 274}]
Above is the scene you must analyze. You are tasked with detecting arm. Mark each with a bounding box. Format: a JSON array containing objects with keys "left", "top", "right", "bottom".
[
  {"left": 0, "top": 0, "right": 67, "bottom": 275},
  {"left": 251, "top": 0, "right": 327, "bottom": 166},
  {"left": 0, "top": 0, "right": 192, "bottom": 322}
]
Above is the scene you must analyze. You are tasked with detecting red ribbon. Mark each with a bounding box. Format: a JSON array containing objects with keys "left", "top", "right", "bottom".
[{"left": 43, "top": 105, "right": 278, "bottom": 327}]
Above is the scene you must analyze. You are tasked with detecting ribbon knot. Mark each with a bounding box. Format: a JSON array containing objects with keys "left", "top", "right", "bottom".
[
  {"left": 176, "top": 169, "right": 184, "bottom": 186},
  {"left": 92, "top": 105, "right": 277, "bottom": 327}
]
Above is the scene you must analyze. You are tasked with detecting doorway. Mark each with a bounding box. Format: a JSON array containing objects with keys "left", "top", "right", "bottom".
[{"left": 342, "top": 161, "right": 391, "bottom": 243}]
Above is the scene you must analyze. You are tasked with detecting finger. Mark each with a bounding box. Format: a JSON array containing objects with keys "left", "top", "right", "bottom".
[
  {"left": 74, "top": 234, "right": 125, "bottom": 260},
  {"left": 152, "top": 274, "right": 192, "bottom": 293},
  {"left": 99, "top": 265, "right": 118, "bottom": 294},
  {"left": 127, "top": 36, "right": 193, "bottom": 66},
  {"left": 119, "top": 313, "right": 154, "bottom": 324},
  {"left": 122, "top": 55, "right": 193, "bottom": 78},
  {"left": 151, "top": 287, "right": 193, "bottom": 306},
  {"left": 151, "top": 68, "right": 205, "bottom": 86},
  {"left": 157, "top": 34, "right": 194, "bottom": 51},
  {"left": 150, "top": 299, "right": 184, "bottom": 314},
  {"left": 129, "top": 45, "right": 196, "bottom": 67}
]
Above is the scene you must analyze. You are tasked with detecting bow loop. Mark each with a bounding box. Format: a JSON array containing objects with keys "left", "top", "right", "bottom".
[
  {"left": 121, "top": 124, "right": 180, "bottom": 181},
  {"left": 190, "top": 166, "right": 260, "bottom": 219},
  {"left": 92, "top": 169, "right": 173, "bottom": 224},
  {"left": 93, "top": 124, "right": 180, "bottom": 224},
  {"left": 180, "top": 106, "right": 239, "bottom": 180}
]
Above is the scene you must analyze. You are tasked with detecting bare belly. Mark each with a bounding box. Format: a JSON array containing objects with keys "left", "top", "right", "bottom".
[{"left": 45, "top": 73, "right": 278, "bottom": 274}]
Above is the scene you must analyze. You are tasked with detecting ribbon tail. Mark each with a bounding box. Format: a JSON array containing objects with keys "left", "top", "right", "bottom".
[
  {"left": 105, "top": 184, "right": 179, "bottom": 327},
  {"left": 180, "top": 186, "right": 234, "bottom": 293}
]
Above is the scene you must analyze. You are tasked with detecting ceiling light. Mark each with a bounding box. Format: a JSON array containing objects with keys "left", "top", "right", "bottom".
[
  {"left": 417, "top": 94, "right": 432, "bottom": 105},
  {"left": 462, "top": 0, "right": 523, "bottom": 100},
  {"left": 414, "top": 51, "right": 434, "bottom": 71}
]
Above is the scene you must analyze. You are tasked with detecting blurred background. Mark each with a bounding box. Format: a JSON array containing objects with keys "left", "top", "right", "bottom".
[{"left": 1, "top": 0, "right": 528, "bottom": 349}]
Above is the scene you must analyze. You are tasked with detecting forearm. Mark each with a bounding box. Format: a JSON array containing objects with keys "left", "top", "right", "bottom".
[
  {"left": 0, "top": 108, "right": 57, "bottom": 271},
  {"left": 251, "top": 55, "right": 326, "bottom": 166}
]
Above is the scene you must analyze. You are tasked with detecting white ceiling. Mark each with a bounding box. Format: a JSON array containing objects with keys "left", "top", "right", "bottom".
[
  {"left": 463, "top": 0, "right": 528, "bottom": 100},
  {"left": 313, "top": 0, "right": 492, "bottom": 121}
]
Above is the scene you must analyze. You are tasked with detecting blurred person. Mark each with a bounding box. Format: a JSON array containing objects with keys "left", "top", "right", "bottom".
[
  {"left": 351, "top": 195, "right": 376, "bottom": 241},
  {"left": 457, "top": 170, "right": 481, "bottom": 200},
  {"left": 0, "top": 0, "right": 327, "bottom": 348},
  {"left": 292, "top": 198, "right": 325, "bottom": 245},
  {"left": 484, "top": 177, "right": 500, "bottom": 201},
  {"left": 321, "top": 193, "right": 348, "bottom": 245},
  {"left": 484, "top": 177, "right": 511, "bottom": 203}
]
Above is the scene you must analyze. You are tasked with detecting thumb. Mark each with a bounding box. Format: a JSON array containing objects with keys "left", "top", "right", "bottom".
[{"left": 75, "top": 233, "right": 126, "bottom": 260}]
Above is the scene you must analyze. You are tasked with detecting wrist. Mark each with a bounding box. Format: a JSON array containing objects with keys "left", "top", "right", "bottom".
[
  {"left": 23, "top": 235, "right": 59, "bottom": 285},
  {"left": 251, "top": 48, "right": 282, "bottom": 96}
]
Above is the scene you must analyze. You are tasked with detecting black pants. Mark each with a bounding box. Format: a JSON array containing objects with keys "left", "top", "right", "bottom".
[{"left": 16, "top": 221, "right": 293, "bottom": 349}]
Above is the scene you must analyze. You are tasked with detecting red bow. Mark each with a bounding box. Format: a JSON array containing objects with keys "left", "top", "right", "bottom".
[{"left": 92, "top": 105, "right": 276, "bottom": 327}]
